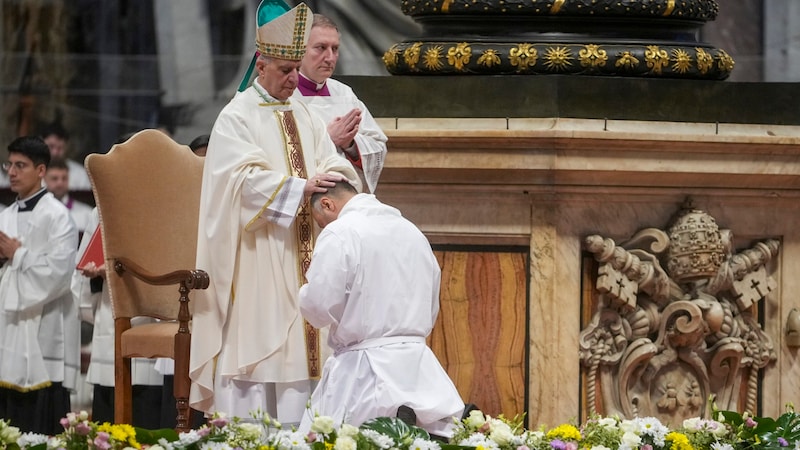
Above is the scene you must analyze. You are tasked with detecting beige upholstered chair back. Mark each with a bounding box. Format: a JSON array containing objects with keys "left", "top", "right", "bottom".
[{"left": 86, "top": 129, "right": 204, "bottom": 320}]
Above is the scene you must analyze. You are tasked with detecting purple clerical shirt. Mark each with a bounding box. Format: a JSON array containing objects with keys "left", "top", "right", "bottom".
[{"left": 297, "top": 73, "right": 330, "bottom": 96}]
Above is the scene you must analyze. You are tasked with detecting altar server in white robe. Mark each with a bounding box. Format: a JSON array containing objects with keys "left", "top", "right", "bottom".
[
  {"left": 71, "top": 208, "right": 167, "bottom": 428},
  {"left": 0, "top": 136, "right": 79, "bottom": 435},
  {"left": 189, "top": 0, "right": 360, "bottom": 424},
  {"left": 291, "top": 14, "right": 387, "bottom": 194},
  {"left": 298, "top": 181, "right": 464, "bottom": 436}
]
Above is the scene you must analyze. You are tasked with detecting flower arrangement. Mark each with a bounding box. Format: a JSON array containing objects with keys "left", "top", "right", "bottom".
[{"left": 4, "top": 405, "right": 800, "bottom": 450}]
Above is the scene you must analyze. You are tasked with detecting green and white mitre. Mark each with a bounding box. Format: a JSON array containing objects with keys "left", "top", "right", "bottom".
[{"left": 237, "top": 0, "right": 313, "bottom": 92}]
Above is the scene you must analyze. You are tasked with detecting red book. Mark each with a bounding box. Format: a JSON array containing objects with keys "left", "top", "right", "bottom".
[{"left": 77, "top": 227, "right": 104, "bottom": 270}]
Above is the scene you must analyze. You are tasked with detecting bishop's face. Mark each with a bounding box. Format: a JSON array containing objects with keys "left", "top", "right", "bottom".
[{"left": 256, "top": 57, "right": 301, "bottom": 101}]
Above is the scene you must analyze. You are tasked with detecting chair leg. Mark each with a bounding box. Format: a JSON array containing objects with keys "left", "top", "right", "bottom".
[
  {"left": 115, "top": 356, "right": 133, "bottom": 425},
  {"left": 174, "top": 332, "right": 191, "bottom": 432}
]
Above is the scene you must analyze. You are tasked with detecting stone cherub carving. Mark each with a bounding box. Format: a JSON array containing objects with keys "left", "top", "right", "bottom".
[{"left": 579, "top": 200, "right": 778, "bottom": 424}]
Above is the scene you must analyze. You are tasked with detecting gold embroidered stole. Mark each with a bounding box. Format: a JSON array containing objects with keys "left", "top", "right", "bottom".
[{"left": 276, "top": 109, "right": 320, "bottom": 379}]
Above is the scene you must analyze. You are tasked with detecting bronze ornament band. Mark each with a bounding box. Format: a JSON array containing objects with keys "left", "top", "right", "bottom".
[{"left": 384, "top": 41, "right": 733, "bottom": 80}]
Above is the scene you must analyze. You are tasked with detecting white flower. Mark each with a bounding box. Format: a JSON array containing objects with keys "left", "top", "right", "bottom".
[
  {"left": 0, "top": 423, "right": 21, "bottom": 443},
  {"left": 177, "top": 429, "right": 205, "bottom": 446},
  {"left": 489, "top": 426, "right": 515, "bottom": 446},
  {"left": 598, "top": 417, "right": 618, "bottom": 429},
  {"left": 199, "top": 442, "right": 233, "bottom": 450},
  {"left": 465, "top": 410, "right": 487, "bottom": 429},
  {"left": 683, "top": 417, "right": 702, "bottom": 430},
  {"left": 158, "top": 437, "right": 176, "bottom": 450},
  {"left": 148, "top": 445, "right": 166, "bottom": 450},
  {"left": 311, "top": 416, "right": 336, "bottom": 434},
  {"left": 708, "top": 420, "right": 729, "bottom": 438},
  {"left": 46, "top": 436, "right": 67, "bottom": 450},
  {"left": 361, "top": 429, "right": 395, "bottom": 449},
  {"left": 527, "top": 430, "right": 545, "bottom": 444},
  {"left": 591, "top": 446, "right": 612, "bottom": 450},
  {"left": 276, "top": 431, "right": 311, "bottom": 450},
  {"left": 339, "top": 424, "right": 359, "bottom": 438},
  {"left": 619, "top": 419, "right": 638, "bottom": 434},
  {"left": 621, "top": 430, "right": 642, "bottom": 447},
  {"left": 334, "top": 435, "right": 357, "bottom": 450},
  {"left": 17, "top": 432, "right": 48, "bottom": 448},
  {"left": 460, "top": 433, "right": 498, "bottom": 448},
  {"left": 637, "top": 417, "right": 668, "bottom": 446},
  {"left": 409, "top": 437, "right": 441, "bottom": 450},
  {"left": 711, "top": 442, "right": 735, "bottom": 450},
  {"left": 236, "top": 422, "right": 263, "bottom": 441}
]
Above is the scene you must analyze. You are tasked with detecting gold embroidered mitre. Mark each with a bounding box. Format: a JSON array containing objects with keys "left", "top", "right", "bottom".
[
  {"left": 255, "top": 1, "right": 312, "bottom": 61},
  {"left": 237, "top": 1, "right": 313, "bottom": 92}
]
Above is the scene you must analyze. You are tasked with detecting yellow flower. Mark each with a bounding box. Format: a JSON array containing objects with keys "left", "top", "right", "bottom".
[
  {"left": 547, "top": 424, "right": 582, "bottom": 441},
  {"left": 666, "top": 431, "right": 693, "bottom": 450}
]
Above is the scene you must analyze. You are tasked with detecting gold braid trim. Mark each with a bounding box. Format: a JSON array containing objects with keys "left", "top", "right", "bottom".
[
  {"left": 0, "top": 379, "right": 52, "bottom": 392},
  {"left": 275, "top": 109, "right": 320, "bottom": 379},
  {"left": 244, "top": 175, "right": 289, "bottom": 232}
]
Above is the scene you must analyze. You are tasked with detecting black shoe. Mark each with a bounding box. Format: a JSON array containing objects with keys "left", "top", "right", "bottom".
[
  {"left": 462, "top": 403, "right": 479, "bottom": 420},
  {"left": 396, "top": 405, "right": 417, "bottom": 426}
]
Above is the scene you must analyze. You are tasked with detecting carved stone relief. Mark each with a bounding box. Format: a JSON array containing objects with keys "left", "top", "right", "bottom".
[{"left": 579, "top": 199, "right": 778, "bottom": 424}]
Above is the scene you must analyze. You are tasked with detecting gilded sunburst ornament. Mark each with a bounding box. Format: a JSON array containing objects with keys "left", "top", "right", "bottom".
[
  {"left": 579, "top": 44, "right": 608, "bottom": 69},
  {"left": 645, "top": 45, "right": 669, "bottom": 74},
  {"left": 671, "top": 48, "right": 692, "bottom": 74},
  {"left": 403, "top": 42, "right": 423, "bottom": 68},
  {"left": 424, "top": 45, "right": 445, "bottom": 70},
  {"left": 509, "top": 43, "right": 538, "bottom": 71},
  {"left": 477, "top": 49, "right": 502, "bottom": 68},
  {"left": 543, "top": 46, "right": 573, "bottom": 72},
  {"left": 447, "top": 42, "right": 472, "bottom": 71},
  {"left": 383, "top": 45, "right": 400, "bottom": 70},
  {"left": 716, "top": 50, "right": 735, "bottom": 73},
  {"left": 615, "top": 51, "right": 640, "bottom": 70},
  {"left": 695, "top": 48, "right": 714, "bottom": 74}
]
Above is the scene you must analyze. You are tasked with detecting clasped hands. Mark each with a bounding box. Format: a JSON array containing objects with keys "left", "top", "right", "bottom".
[
  {"left": 0, "top": 231, "right": 21, "bottom": 261},
  {"left": 327, "top": 108, "right": 362, "bottom": 155}
]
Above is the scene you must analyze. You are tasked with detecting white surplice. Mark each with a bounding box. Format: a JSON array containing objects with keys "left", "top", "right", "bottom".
[
  {"left": 0, "top": 191, "right": 79, "bottom": 391},
  {"left": 291, "top": 77, "right": 387, "bottom": 193},
  {"left": 190, "top": 79, "right": 360, "bottom": 420},
  {"left": 66, "top": 159, "right": 92, "bottom": 192},
  {"left": 71, "top": 209, "right": 163, "bottom": 387},
  {"left": 298, "top": 194, "right": 464, "bottom": 434}
]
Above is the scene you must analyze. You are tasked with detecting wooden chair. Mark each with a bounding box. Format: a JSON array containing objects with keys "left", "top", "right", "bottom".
[{"left": 85, "top": 129, "right": 209, "bottom": 431}]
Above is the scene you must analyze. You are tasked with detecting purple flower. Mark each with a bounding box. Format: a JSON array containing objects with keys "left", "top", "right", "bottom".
[
  {"left": 517, "top": 446, "right": 530, "bottom": 450},
  {"left": 210, "top": 416, "right": 229, "bottom": 428},
  {"left": 306, "top": 431, "right": 318, "bottom": 443},
  {"left": 198, "top": 427, "right": 212, "bottom": 437},
  {"left": 75, "top": 422, "right": 92, "bottom": 435},
  {"left": 550, "top": 439, "right": 567, "bottom": 450},
  {"left": 59, "top": 418, "right": 70, "bottom": 429},
  {"left": 778, "top": 437, "right": 789, "bottom": 447},
  {"left": 642, "top": 444, "right": 653, "bottom": 450},
  {"left": 745, "top": 418, "right": 757, "bottom": 428},
  {"left": 94, "top": 431, "right": 111, "bottom": 450},
  {"left": 566, "top": 442, "right": 578, "bottom": 450}
]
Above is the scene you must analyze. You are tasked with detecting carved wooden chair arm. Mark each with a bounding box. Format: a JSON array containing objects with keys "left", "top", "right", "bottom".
[{"left": 114, "top": 256, "right": 210, "bottom": 290}]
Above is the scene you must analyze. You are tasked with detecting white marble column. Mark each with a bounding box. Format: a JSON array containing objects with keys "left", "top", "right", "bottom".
[
  {"left": 764, "top": 0, "right": 800, "bottom": 82},
  {"left": 153, "top": 0, "right": 215, "bottom": 111}
]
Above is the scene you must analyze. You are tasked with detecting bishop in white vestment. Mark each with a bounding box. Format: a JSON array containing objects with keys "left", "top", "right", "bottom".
[{"left": 189, "top": 0, "right": 360, "bottom": 424}]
